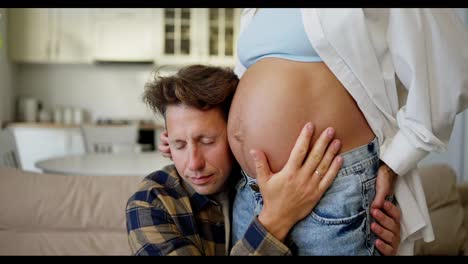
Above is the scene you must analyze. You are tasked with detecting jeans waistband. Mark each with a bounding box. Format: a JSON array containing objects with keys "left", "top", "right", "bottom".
[
  {"left": 240, "top": 137, "right": 379, "bottom": 184},
  {"left": 336, "top": 137, "right": 379, "bottom": 178}
]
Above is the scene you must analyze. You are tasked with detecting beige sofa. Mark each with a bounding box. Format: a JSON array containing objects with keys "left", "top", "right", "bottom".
[
  {"left": 414, "top": 165, "right": 468, "bottom": 255},
  {"left": 0, "top": 164, "right": 467, "bottom": 255},
  {"left": 0, "top": 167, "right": 142, "bottom": 255}
]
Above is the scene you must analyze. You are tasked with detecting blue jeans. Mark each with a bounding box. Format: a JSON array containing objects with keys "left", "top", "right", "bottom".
[{"left": 232, "top": 138, "right": 389, "bottom": 255}]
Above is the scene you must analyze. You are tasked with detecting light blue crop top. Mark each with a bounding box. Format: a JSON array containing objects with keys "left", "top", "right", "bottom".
[{"left": 237, "top": 8, "right": 323, "bottom": 69}]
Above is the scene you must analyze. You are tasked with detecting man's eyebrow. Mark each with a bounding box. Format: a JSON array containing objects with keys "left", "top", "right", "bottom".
[
  {"left": 169, "top": 139, "right": 185, "bottom": 144},
  {"left": 193, "top": 134, "right": 217, "bottom": 140},
  {"left": 169, "top": 134, "right": 218, "bottom": 144}
]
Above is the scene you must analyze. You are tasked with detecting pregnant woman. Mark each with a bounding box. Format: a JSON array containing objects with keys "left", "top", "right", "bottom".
[{"left": 227, "top": 8, "right": 468, "bottom": 255}]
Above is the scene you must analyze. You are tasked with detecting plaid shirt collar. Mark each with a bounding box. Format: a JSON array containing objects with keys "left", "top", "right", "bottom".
[
  {"left": 180, "top": 178, "right": 216, "bottom": 211},
  {"left": 165, "top": 165, "right": 226, "bottom": 212}
]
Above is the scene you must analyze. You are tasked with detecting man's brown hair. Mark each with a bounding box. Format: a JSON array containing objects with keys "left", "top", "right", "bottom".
[{"left": 143, "top": 64, "right": 239, "bottom": 120}]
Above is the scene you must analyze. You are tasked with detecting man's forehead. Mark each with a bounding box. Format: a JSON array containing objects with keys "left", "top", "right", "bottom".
[{"left": 165, "top": 105, "right": 226, "bottom": 135}]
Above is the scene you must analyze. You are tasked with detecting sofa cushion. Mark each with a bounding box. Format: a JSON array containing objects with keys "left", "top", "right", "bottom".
[
  {"left": 414, "top": 164, "right": 467, "bottom": 255},
  {"left": 458, "top": 183, "right": 468, "bottom": 255},
  {"left": 0, "top": 167, "right": 143, "bottom": 231},
  {"left": 0, "top": 230, "right": 131, "bottom": 255},
  {"left": 458, "top": 183, "right": 468, "bottom": 231}
]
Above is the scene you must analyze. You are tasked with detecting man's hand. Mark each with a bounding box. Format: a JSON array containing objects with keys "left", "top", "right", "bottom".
[
  {"left": 158, "top": 130, "right": 172, "bottom": 160},
  {"left": 371, "top": 161, "right": 397, "bottom": 209},
  {"left": 371, "top": 201, "right": 401, "bottom": 255},
  {"left": 254, "top": 123, "right": 343, "bottom": 241}
]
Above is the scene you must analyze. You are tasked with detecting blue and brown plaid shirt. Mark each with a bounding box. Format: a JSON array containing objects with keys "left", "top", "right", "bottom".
[{"left": 126, "top": 164, "right": 291, "bottom": 256}]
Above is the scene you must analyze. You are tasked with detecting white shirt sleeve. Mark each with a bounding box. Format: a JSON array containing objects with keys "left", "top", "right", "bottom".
[{"left": 380, "top": 8, "right": 468, "bottom": 176}]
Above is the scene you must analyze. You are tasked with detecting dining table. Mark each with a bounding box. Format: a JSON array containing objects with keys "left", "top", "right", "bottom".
[{"left": 35, "top": 151, "right": 173, "bottom": 177}]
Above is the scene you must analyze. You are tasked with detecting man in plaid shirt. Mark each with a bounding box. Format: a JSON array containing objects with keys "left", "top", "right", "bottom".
[{"left": 126, "top": 65, "right": 401, "bottom": 255}]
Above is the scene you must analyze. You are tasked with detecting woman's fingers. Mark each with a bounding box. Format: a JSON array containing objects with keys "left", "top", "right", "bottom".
[
  {"left": 284, "top": 123, "right": 314, "bottom": 172},
  {"left": 371, "top": 220, "right": 396, "bottom": 247},
  {"left": 372, "top": 163, "right": 397, "bottom": 209},
  {"left": 372, "top": 206, "right": 399, "bottom": 237},
  {"left": 318, "top": 155, "right": 343, "bottom": 191},
  {"left": 160, "top": 130, "right": 169, "bottom": 144},
  {"left": 313, "top": 139, "right": 341, "bottom": 180},
  {"left": 383, "top": 200, "right": 401, "bottom": 224},
  {"left": 303, "top": 127, "right": 335, "bottom": 173},
  {"left": 158, "top": 144, "right": 172, "bottom": 159},
  {"left": 158, "top": 130, "right": 172, "bottom": 159},
  {"left": 160, "top": 130, "right": 168, "bottom": 138},
  {"left": 375, "top": 238, "right": 395, "bottom": 256},
  {"left": 371, "top": 202, "right": 401, "bottom": 255}
]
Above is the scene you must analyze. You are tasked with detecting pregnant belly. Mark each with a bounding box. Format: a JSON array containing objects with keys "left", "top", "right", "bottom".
[{"left": 227, "top": 58, "right": 375, "bottom": 178}]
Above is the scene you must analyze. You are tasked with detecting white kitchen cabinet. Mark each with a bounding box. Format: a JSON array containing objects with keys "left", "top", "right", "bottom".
[
  {"left": 154, "top": 8, "right": 201, "bottom": 65},
  {"left": 8, "top": 9, "right": 51, "bottom": 63},
  {"left": 8, "top": 8, "right": 242, "bottom": 65},
  {"left": 8, "top": 8, "right": 92, "bottom": 63},
  {"left": 154, "top": 8, "right": 241, "bottom": 67},
  {"left": 10, "top": 126, "right": 85, "bottom": 172},
  {"left": 92, "top": 8, "right": 155, "bottom": 62},
  {"left": 202, "top": 8, "right": 241, "bottom": 66},
  {"left": 52, "top": 9, "right": 93, "bottom": 63}
]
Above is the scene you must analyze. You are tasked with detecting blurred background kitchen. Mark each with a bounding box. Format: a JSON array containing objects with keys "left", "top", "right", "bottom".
[
  {"left": 0, "top": 8, "right": 467, "bottom": 179},
  {"left": 0, "top": 8, "right": 242, "bottom": 172}
]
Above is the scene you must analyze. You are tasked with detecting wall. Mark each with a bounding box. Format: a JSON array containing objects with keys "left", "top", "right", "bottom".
[
  {"left": 0, "top": 9, "right": 15, "bottom": 126},
  {"left": 15, "top": 63, "right": 169, "bottom": 124},
  {"left": 420, "top": 8, "right": 468, "bottom": 182},
  {"left": 420, "top": 113, "right": 466, "bottom": 181},
  {"left": 455, "top": 8, "right": 468, "bottom": 24}
]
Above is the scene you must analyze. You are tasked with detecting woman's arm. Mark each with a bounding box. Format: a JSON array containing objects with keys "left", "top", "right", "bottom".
[
  {"left": 381, "top": 8, "right": 468, "bottom": 177},
  {"left": 372, "top": 7, "right": 468, "bottom": 213}
]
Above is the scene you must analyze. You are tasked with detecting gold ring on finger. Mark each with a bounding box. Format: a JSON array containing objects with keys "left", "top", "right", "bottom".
[{"left": 314, "top": 170, "right": 322, "bottom": 178}]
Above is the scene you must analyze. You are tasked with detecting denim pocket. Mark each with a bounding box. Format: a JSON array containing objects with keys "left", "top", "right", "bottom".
[
  {"left": 309, "top": 172, "right": 367, "bottom": 225},
  {"left": 310, "top": 208, "right": 366, "bottom": 225}
]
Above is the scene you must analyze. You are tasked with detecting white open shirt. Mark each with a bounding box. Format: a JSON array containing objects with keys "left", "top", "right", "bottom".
[{"left": 234, "top": 8, "right": 468, "bottom": 255}]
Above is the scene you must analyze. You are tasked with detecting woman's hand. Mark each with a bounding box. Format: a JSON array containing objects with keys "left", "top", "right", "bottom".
[
  {"left": 371, "top": 201, "right": 401, "bottom": 255},
  {"left": 158, "top": 130, "right": 172, "bottom": 160},
  {"left": 372, "top": 162, "right": 397, "bottom": 209},
  {"left": 254, "top": 123, "right": 343, "bottom": 241}
]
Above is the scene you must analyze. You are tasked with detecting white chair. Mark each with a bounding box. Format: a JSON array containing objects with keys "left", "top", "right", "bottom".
[
  {"left": 0, "top": 128, "right": 21, "bottom": 168},
  {"left": 80, "top": 124, "right": 141, "bottom": 154},
  {"left": 10, "top": 126, "right": 85, "bottom": 172}
]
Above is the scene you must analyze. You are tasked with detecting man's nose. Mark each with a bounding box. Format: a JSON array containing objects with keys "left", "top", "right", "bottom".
[{"left": 188, "top": 147, "right": 205, "bottom": 171}]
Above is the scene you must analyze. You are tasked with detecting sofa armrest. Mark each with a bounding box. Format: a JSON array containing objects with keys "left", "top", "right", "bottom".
[
  {"left": 0, "top": 167, "right": 143, "bottom": 231},
  {"left": 415, "top": 164, "right": 467, "bottom": 255},
  {"left": 458, "top": 183, "right": 468, "bottom": 255},
  {"left": 458, "top": 183, "right": 468, "bottom": 207}
]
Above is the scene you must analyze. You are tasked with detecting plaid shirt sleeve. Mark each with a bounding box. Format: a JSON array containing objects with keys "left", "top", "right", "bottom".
[
  {"left": 230, "top": 217, "right": 292, "bottom": 256},
  {"left": 126, "top": 191, "right": 202, "bottom": 256}
]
